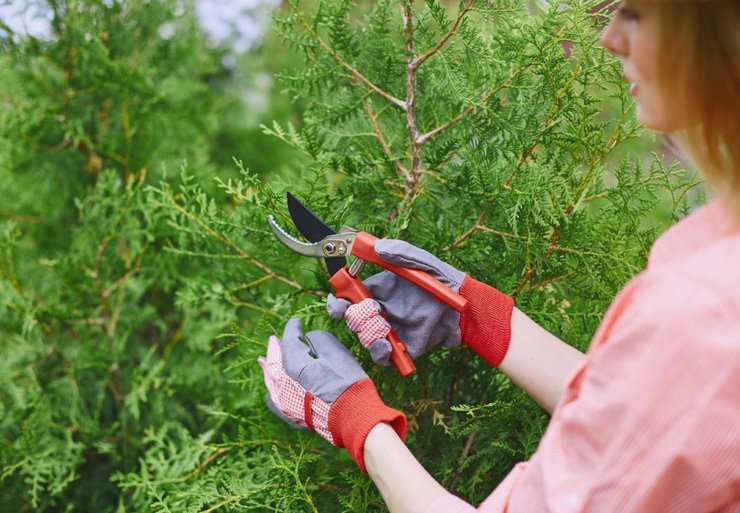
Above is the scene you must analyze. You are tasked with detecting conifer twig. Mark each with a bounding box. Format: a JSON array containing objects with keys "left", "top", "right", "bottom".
[
  {"left": 503, "top": 52, "right": 587, "bottom": 189},
  {"left": 529, "top": 270, "right": 578, "bottom": 291},
  {"left": 444, "top": 208, "right": 488, "bottom": 251},
  {"left": 294, "top": 7, "right": 406, "bottom": 110},
  {"left": 169, "top": 202, "right": 302, "bottom": 291},
  {"left": 513, "top": 111, "right": 628, "bottom": 297},
  {"left": 0, "top": 210, "right": 44, "bottom": 223},
  {"left": 416, "top": 65, "right": 531, "bottom": 146},
  {"left": 411, "top": 0, "right": 474, "bottom": 70},
  {"left": 448, "top": 432, "right": 477, "bottom": 493},
  {"left": 362, "top": 95, "right": 413, "bottom": 184}
]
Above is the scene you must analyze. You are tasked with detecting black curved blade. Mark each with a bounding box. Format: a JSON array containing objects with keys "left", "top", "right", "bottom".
[{"left": 286, "top": 192, "right": 346, "bottom": 276}]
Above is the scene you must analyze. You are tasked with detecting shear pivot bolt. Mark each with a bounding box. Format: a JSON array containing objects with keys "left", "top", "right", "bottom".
[{"left": 323, "top": 242, "right": 336, "bottom": 254}]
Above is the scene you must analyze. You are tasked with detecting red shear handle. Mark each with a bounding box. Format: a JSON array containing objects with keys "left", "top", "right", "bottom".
[
  {"left": 352, "top": 232, "right": 468, "bottom": 313},
  {"left": 329, "top": 268, "right": 416, "bottom": 377}
]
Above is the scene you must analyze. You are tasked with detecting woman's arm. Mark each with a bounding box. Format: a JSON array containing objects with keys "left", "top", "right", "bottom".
[
  {"left": 364, "top": 423, "right": 471, "bottom": 513},
  {"left": 363, "top": 307, "right": 585, "bottom": 512},
  {"left": 498, "top": 308, "right": 585, "bottom": 413}
]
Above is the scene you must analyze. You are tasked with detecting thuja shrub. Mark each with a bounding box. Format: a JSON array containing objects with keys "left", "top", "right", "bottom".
[{"left": 1, "top": 0, "right": 700, "bottom": 511}]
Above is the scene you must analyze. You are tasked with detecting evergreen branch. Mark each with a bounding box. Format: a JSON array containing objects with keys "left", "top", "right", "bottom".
[
  {"left": 293, "top": 5, "right": 406, "bottom": 110},
  {"left": 477, "top": 224, "right": 527, "bottom": 241},
  {"left": 528, "top": 271, "right": 579, "bottom": 291},
  {"left": 411, "top": 0, "right": 474, "bottom": 71},
  {"left": 503, "top": 51, "right": 588, "bottom": 189},
  {"left": 0, "top": 210, "right": 44, "bottom": 223},
  {"left": 416, "top": 65, "right": 532, "bottom": 146},
  {"left": 444, "top": 208, "right": 489, "bottom": 251},
  {"left": 513, "top": 108, "right": 628, "bottom": 298},
  {"left": 448, "top": 431, "right": 477, "bottom": 493},
  {"left": 67, "top": 317, "right": 106, "bottom": 326},
  {"left": 102, "top": 254, "right": 142, "bottom": 300},
  {"left": 362, "top": 95, "right": 413, "bottom": 184},
  {"left": 226, "top": 297, "right": 281, "bottom": 317},
  {"left": 162, "top": 247, "right": 244, "bottom": 259},
  {"left": 169, "top": 202, "right": 302, "bottom": 291}
]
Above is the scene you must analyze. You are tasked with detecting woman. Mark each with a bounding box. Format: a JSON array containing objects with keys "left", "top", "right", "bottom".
[{"left": 259, "top": 1, "right": 740, "bottom": 511}]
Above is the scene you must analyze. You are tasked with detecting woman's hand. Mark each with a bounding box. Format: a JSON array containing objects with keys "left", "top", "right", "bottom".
[
  {"left": 258, "top": 318, "right": 406, "bottom": 471},
  {"left": 328, "top": 239, "right": 514, "bottom": 368}
]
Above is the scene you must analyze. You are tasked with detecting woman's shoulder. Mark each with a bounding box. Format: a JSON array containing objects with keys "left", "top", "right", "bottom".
[
  {"left": 648, "top": 200, "right": 736, "bottom": 268},
  {"left": 635, "top": 231, "right": 740, "bottom": 337}
]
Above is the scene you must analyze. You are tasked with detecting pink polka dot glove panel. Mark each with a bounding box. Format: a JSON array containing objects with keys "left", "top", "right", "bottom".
[{"left": 258, "top": 318, "right": 407, "bottom": 472}]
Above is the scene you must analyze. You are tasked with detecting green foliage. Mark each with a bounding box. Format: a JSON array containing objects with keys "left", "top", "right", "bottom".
[{"left": 1, "top": 0, "right": 701, "bottom": 511}]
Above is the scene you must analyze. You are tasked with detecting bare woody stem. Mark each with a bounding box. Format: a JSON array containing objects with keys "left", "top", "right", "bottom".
[{"left": 403, "top": 2, "right": 422, "bottom": 188}]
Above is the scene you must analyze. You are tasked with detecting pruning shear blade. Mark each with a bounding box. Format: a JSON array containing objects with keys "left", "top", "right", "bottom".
[
  {"left": 268, "top": 215, "right": 358, "bottom": 260},
  {"left": 267, "top": 215, "right": 325, "bottom": 258}
]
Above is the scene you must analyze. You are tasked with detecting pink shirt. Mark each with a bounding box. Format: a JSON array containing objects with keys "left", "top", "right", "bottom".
[{"left": 426, "top": 200, "right": 740, "bottom": 513}]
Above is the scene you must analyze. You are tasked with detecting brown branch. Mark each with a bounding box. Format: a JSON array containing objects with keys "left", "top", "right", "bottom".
[
  {"left": 528, "top": 270, "right": 578, "bottom": 291},
  {"left": 67, "top": 317, "right": 106, "bottom": 326},
  {"left": 0, "top": 210, "right": 44, "bottom": 223},
  {"left": 514, "top": 215, "right": 567, "bottom": 298},
  {"left": 477, "top": 225, "right": 526, "bottom": 241},
  {"left": 444, "top": 210, "right": 526, "bottom": 252},
  {"left": 403, "top": 2, "right": 422, "bottom": 187},
  {"left": 294, "top": 7, "right": 406, "bottom": 110},
  {"left": 444, "top": 208, "right": 488, "bottom": 251},
  {"left": 102, "top": 255, "right": 142, "bottom": 299},
  {"left": 412, "top": 0, "right": 474, "bottom": 70},
  {"left": 448, "top": 432, "right": 477, "bottom": 493},
  {"left": 193, "top": 447, "right": 229, "bottom": 476},
  {"left": 513, "top": 112, "right": 627, "bottom": 297}
]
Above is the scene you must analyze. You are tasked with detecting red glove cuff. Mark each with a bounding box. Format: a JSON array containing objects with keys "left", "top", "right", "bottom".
[
  {"left": 459, "top": 276, "right": 514, "bottom": 367},
  {"left": 328, "top": 378, "right": 407, "bottom": 473}
]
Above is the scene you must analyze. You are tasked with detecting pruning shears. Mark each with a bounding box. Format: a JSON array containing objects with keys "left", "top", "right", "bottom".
[{"left": 267, "top": 193, "right": 468, "bottom": 377}]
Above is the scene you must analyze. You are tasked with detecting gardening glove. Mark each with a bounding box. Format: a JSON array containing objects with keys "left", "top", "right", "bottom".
[
  {"left": 258, "top": 318, "right": 407, "bottom": 472},
  {"left": 327, "top": 239, "right": 514, "bottom": 367}
]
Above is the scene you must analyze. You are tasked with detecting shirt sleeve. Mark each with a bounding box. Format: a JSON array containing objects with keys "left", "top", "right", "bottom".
[
  {"left": 428, "top": 267, "right": 740, "bottom": 513},
  {"left": 504, "top": 270, "right": 740, "bottom": 512}
]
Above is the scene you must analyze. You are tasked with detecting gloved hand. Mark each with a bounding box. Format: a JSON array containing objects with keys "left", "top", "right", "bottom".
[
  {"left": 258, "top": 318, "right": 406, "bottom": 472},
  {"left": 327, "top": 239, "right": 514, "bottom": 367}
]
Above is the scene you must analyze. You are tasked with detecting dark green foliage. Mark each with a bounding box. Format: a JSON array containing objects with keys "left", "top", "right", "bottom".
[{"left": 1, "top": 0, "right": 701, "bottom": 511}]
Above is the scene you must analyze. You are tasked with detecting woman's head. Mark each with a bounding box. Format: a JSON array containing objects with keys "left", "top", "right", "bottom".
[{"left": 601, "top": 0, "right": 740, "bottom": 218}]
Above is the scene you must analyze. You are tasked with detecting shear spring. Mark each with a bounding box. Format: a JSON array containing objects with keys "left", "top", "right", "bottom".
[{"left": 348, "top": 258, "right": 365, "bottom": 277}]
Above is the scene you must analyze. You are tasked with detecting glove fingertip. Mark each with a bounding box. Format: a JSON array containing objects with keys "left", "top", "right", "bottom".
[
  {"left": 374, "top": 239, "right": 407, "bottom": 264},
  {"left": 327, "top": 294, "right": 351, "bottom": 319},
  {"left": 368, "top": 338, "right": 393, "bottom": 367}
]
